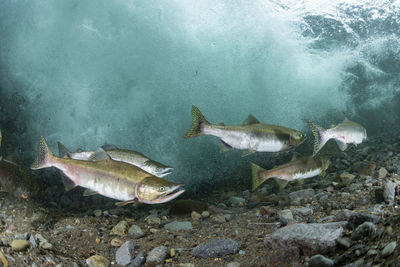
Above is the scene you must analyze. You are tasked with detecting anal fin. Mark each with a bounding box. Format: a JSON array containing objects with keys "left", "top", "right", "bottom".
[
  {"left": 83, "top": 189, "right": 98, "bottom": 196},
  {"left": 115, "top": 199, "right": 137, "bottom": 207},
  {"left": 335, "top": 139, "right": 348, "bottom": 151},
  {"left": 61, "top": 173, "right": 77, "bottom": 191},
  {"left": 220, "top": 140, "right": 232, "bottom": 153},
  {"left": 242, "top": 150, "right": 256, "bottom": 157}
]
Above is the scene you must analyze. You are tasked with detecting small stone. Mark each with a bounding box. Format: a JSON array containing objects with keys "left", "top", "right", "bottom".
[
  {"left": 278, "top": 209, "right": 294, "bottom": 225},
  {"left": 340, "top": 173, "right": 355, "bottom": 182},
  {"left": 228, "top": 196, "right": 246, "bottom": 206},
  {"left": 10, "top": 239, "right": 30, "bottom": 251},
  {"left": 132, "top": 252, "right": 145, "bottom": 267},
  {"left": 367, "top": 249, "right": 378, "bottom": 256},
  {"left": 288, "top": 189, "right": 314, "bottom": 202},
  {"left": 383, "top": 181, "right": 395, "bottom": 205},
  {"left": 178, "top": 264, "right": 195, "bottom": 267},
  {"left": 201, "top": 211, "right": 210, "bottom": 218},
  {"left": 191, "top": 211, "right": 202, "bottom": 221},
  {"left": 128, "top": 225, "right": 145, "bottom": 239},
  {"left": 110, "top": 221, "right": 129, "bottom": 236},
  {"left": 378, "top": 167, "right": 388, "bottom": 178},
  {"left": 116, "top": 241, "right": 134, "bottom": 266},
  {"left": 147, "top": 246, "right": 168, "bottom": 264},
  {"left": 333, "top": 209, "right": 352, "bottom": 222},
  {"left": 382, "top": 241, "right": 396, "bottom": 257},
  {"left": 170, "top": 248, "right": 175, "bottom": 257},
  {"left": 93, "top": 210, "right": 102, "bottom": 217},
  {"left": 145, "top": 215, "right": 161, "bottom": 225},
  {"left": 211, "top": 214, "right": 226, "bottom": 224},
  {"left": 337, "top": 237, "right": 351, "bottom": 248},
  {"left": 110, "top": 238, "right": 124, "bottom": 247},
  {"left": 164, "top": 221, "right": 193, "bottom": 231},
  {"left": 347, "top": 213, "right": 380, "bottom": 229},
  {"left": 351, "top": 222, "right": 377, "bottom": 240},
  {"left": 149, "top": 228, "right": 160, "bottom": 234},
  {"left": 308, "top": 254, "right": 334, "bottom": 267},
  {"left": 227, "top": 262, "right": 241, "bottom": 267},
  {"left": 192, "top": 238, "right": 239, "bottom": 258},
  {"left": 39, "top": 241, "right": 53, "bottom": 250},
  {"left": 29, "top": 235, "right": 38, "bottom": 247},
  {"left": 86, "top": 255, "right": 110, "bottom": 267},
  {"left": 293, "top": 207, "right": 312, "bottom": 217}
]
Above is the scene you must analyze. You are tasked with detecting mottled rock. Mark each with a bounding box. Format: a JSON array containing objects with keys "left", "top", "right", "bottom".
[
  {"left": 147, "top": 246, "right": 167, "bottom": 264},
  {"left": 192, "top": 238, "right": 239, "bottom": 258},
  {"left": 228, "top": 196, "right": 246, "bottom": 206},
  {"left": 116, "top": 241, "right": 134, "bottom": 266},
  {"left": 378, "top": 167, "right": 388, "bottom": 179},
  {"left": 337, "top": 237, "right": 351, "bottom": 248},
  {"left": 333, "top": 209, "right": 352, "bottom": 222},
  {"left": 145, "top": 215, "right": 161, "bottom": 226},
  {"left": 191, "top": 211, "right": 201, "bottom": 221},
  {"left": 86, "top": 255, "right": 110, "bottom": 267},
  {"left": 278, "top": 209, "right": 294, "bottom": 225},
  {"left": 308, "top": 254, "right": 334, "bottom": 267},
  {"left": 340, "top": 173, "right": 356, "bottom": 182},
  {"left": 10, "top": 239, "right": 30, "bottom": 251},
  {"left": 201, "top": 211, "right": 210, "bottom": 218},
  {"left": 29, "top": 235, "right": 38, "bottom": 247},
  {"left": 227, "top": 262, "right": 241, "bottom": 267},
  {"left": 288, "top": 189, "right": 314, "bottom": 202},
  {"left": 211, "top": 214, "right": 226, "bottom": 224},
  {"left": 93, "top": 210, "right": 102, "bottom": 217},
  {"left": 293, "top": 207, "right": 312, "bottom": 217},
  {"left": 383, "top": 181, "right": 395, "bottom": 205},
  {"left": 128, "top": 225, "right": 145, "bottom": 239},
  {"left": 351, "top": 222, "right": 377, "bottom": 240},
  {"left": 110, "top": 221, "right": 129, "bottom": 236},
  {"left": 382, "top": 241, "right": 396, "bottom": 257},
  {"left": 264, "top": 222, "right": 345, "bottom": 263},
  {"left": 347, "top": 213, "right": 380, "bottom": 229},
  {"left": 110, "top": 237, "right": 124, "bottom": 247},
  {"left": 164, "top": 221, "right": 193, "bottom": 231},
  {"left": 39, "top": 241, "right": 53, "bottom": 250}
]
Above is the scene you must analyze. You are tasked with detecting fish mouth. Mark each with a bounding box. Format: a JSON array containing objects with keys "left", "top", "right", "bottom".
[
  {"left": 157, "top": 167, "right": 174, "bottom": 177},
  {"left": 151, "top": 184, "right": 185, "bottom": 204}
]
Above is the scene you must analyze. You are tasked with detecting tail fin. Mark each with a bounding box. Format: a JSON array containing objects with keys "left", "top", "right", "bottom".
[
  {"left": 251, "top": 162, "right": 268, "bottom": 191},
  {"left": 31, "top": 136, "right": 55, "bottom": 169},
  {"left": 184, "top": 105, "right": 211, "bottom": 138},
  {"left": 305, "top": 120, "right": 329, "bottom": 157},
  {"left": 57, "top": 142, "right": 71, "bottom": 158}
]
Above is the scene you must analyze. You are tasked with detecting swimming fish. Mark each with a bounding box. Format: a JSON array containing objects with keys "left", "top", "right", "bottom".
[
  {"left": 251, "top": 152, "right": 330, "bottom": 190},
  {"left": 0, "top": 131, "right": 38, "bottom": 199},
  {"left": 57, "top": 142, "right": 173, "bottom": 178},
  {"left": 32, "top": 137, "right": 184, "bottom": 205},
  {"left": 306, "top": 118, "right": 367, "bottom": 156},
  {"left": 184, "top": 105, "right": 306, "bottom": 156}
]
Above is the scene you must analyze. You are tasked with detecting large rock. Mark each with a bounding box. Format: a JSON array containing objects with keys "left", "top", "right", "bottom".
[
  {"left": 146, "top": 246, "right": 167, "bottom": 265},
  {"left": 264, "top": 222, "right": 345, "bottom": 263},
  {"left": 288, "top": 189, "right": 314, "bottom": 202},
  {"left": 192, "top": 238, "right": 239, "bottom": 258},
  {"left": 115, "top": 241, "right": 134, "bottom": 266},
  {"left": 164, "top": 221, "right": 193, "bottom": 232}
]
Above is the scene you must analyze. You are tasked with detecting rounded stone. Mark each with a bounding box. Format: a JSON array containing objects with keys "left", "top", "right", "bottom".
[
  {"left": 128, "top": 224, "right": 145, "bottom": 239},
  {"left": 10, "top": 239, "right": 30, "bottom": 251},
  {"left": 86, "top": 255, "right": 110, "bottom": 267},
  {"left": 382, "top": 241, "right": 396, "bottom": 257}
]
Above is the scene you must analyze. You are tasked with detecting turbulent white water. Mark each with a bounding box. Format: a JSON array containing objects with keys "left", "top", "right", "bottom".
[{"left": 0, "top": 0, "right": 399, "bottom": 189}]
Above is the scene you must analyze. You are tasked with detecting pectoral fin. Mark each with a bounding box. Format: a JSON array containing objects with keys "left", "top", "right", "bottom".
[
  {"left": 61, "top": 173, "right": 77, "bottom": 191},
  {"left": 115, "top": 199, "right": 137, "bottom": 206},
  {"left": 335, "top": 139, "right": 348, "bottom": 151},
  {"left": 220, "top": 140, "right": 232, "bottom": 153},
  {"left": 83, "top": 189, "right": 98, "bottom": 196},
  {"left": 320, "top": 171, "right": 326, "bottom": 177},
  {"left": 102, "top": 143, "right": 118, "bottom": 150},
  {"left": 242, "top": 150, "right": 256, "bottom": 157}
]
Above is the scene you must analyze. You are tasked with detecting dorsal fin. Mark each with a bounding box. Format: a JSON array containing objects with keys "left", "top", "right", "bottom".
[
  {"left": 76, "top": 148, "right": 85, "bottom": 153},
  {"left": 244, "top": 114, "right": 260, "bottom": 125},
  {"left": 57, "top": 142, "right": 72, "bottom": 158},
  {"left": 291, "top": 152, "right": 303, "bottom": 161},
  {"left": 88, "top": 148, "right": 110, "bottom": 161},
  {"left": 218, "top": 123, "right": 225, "bottom": 126},
  {"left": 102, "top": 143, "right": 118, "bottom": 150},
  {"left": 343, "top": 117, "right": 349, "bottom": 122}
]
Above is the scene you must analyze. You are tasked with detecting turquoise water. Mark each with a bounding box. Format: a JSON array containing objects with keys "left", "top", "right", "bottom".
[{"left": 0, "top": 0, "right": 399, "bottom": 190}]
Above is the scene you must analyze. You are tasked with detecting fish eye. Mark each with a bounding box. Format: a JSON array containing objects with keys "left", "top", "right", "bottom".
[{"left": 159, "top": 186, "right": 165, "bottom": 192}]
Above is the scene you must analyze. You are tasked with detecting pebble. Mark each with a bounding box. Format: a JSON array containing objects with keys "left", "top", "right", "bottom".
[
  {"left": 201, "top": 211, "right": 210, "bottom": 218},
  {"left": 351, "top": 222, "right": 377, "bottom": 240},
  {"left": 192, "top": 238, "right": 239, "bottom": 258},
  {"left": 191, "top": 211, "right": 202, "bottom": 221},
  {"left": 333, "top": 209, "right": 352, "bottom": 222},
  {"left": 164, "top": 221, "right": 193, "bottom": 231},
  {"left": 347, "top": 213, "right": 380, "bottom": 229},
  {"left": 110, "top": 238, "right": 124, "bottom": 247},
  {"left": 228, "top": 196, "right": 246, "bottom": 206},
  {"left": 288, "top": 189, "right": 314, "bottom": 202},
  {"left": 10, "top": 239, "right": 30, "bottom": 251},
  {"left": 86, "top": 255, "right": 110, "bottom": 267},
  {"left": 293, "top": 207, "right": 312, "bottom": 217},
  {"left": 93, "top": 210, "right": 102, "bottom": 217},
  {"left": 308, "top": 254, "right": 334, "bottom": 267},
  {"left": 132, "top": 252, "right": 146, "bottom": 267},
  {"left": 340, "top": 173, "right": 355, "bottom": 182},
  {"left": 227, "top": 262, "right": 241, "bottom": 267},
  {"left": 337, "top": 237, "right": 351, "bottom": 248},
  {"left": 128, "top": 225, "right": 145, "bottom": 239},
  {"left": 145, "top": 215, "right": 161, "bottom": 225},
  {"left": 378, "top": 167, "right": 388, "bottom": 178},
  {"left": 116, "top": 241, "right": 134, "bottom": 266},
  {"left": 147, "top": 246, "right": 168, "bottom": 264},
  {"left": 278, "top": 209, "right": 294, "bottom": 225},
  {"left": 29, "top": 235, "right": 38, "bottom": 247},
  {"left": 110, "top": 221, "right": 129, "bottom": 236},
  {"left": 383, "top": 181, "right": 395, "bottom": 204},
  {"left": 40, "top": 241, "right": 53, "bottom": 250},
  {"left": 211, "top": 214, "right": 226, "bottom": 224},
  {"left": 382, "top": 241, "right": 396, "bottom": 257}
]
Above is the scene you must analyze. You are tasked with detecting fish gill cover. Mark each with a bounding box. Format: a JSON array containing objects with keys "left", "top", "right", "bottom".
[{"left": 0, "top": 0, "right": 399, "bottom": 191}]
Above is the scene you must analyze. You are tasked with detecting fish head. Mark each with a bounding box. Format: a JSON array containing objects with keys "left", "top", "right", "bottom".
[
  {"left": 135, "top": 176, "right": 184, "bottom": 204},
  {"left": 289, "top": 131, "right": 306, "bottom": 147}
]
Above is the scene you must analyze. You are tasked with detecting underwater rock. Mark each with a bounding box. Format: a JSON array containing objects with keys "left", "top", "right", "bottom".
[
  {"left": 164, "top": 221, "right": 193, "bottom": 232},
  {"left": 86, "top": 255, "right": 110, "bottom": 267},
  {"left": 145, "top": 215, "right": 161, "bottom": 226},
  {"left": 227, "top": 262, "right": 241, "bottom": 267},
  {"left": 228, "top": 196, "right": 246, "bottom": 206},
  {"left": 340, "top": 173, "right": 355, "bottom": 182},
  {"left": 191, "top": 211, "right": 201, "bottom": 221},
  {"left": 201, "top": 211, "right": 210, "bottom": 218},
  {"left": 347, "top": 213, "right": 380, "bottom": 229},
  {"left": 277, "top": 209, "right": 295, "bottom": 225},
  {"left": 211, "top": 214, "right": 226, "bottom": 224},
  {"left": 110, "top": 238, "right": 124, "bottom": 247},
  {"left": 288, "top": 189, "right": 314, "bottom": 203},
  {"left": 378, "top": 167, "right": 388, "bottom": 179},
  {"left": 382, "top": 241, "right": 396, "bottom": 257},
  {"left": 147, "top": 245, "right": 168, "bottom": 265},
  {"left": 116, "top": 241, "right": 134, "bottom": 266},
  {"left": 93, "top": 209, "right": 102, "bottom": 217},
  {"left": 292, "top": 207, "right": 312, "bottom": 217},
  {"left": 128, "top": 225, "right": 145, "bottom": 239},
  {"left": 191, "top": 238, "right": 239, "bottom": 258},
  {"left": 10, "top": 239, "right": 30, "bottom": 251},
  {"left": 383, "top": 181, "right": 395, "bottom": 204},
  {"left": 170, "top": 199, "right": 208, "bottom": 214},
  {"left": 264, "top": 222, "right": 345, "bottom": 263},
  {"left": 337, "top": 237, "right": 352, "bottom": 248},
  {"left": 351, "top": 222, "right": 377, "bottom": 240},
  {"left": 333, "top": 209, "right": 352, "bottom": 222},
  {"left": 110, "top": 221, "right": 129, "bottom": 236},
  {"left": 132, "top": 252, "right": 146, "bottom": 267},
  {"left": 308, "top": 254, "right": 334, "bottom": 267}
]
